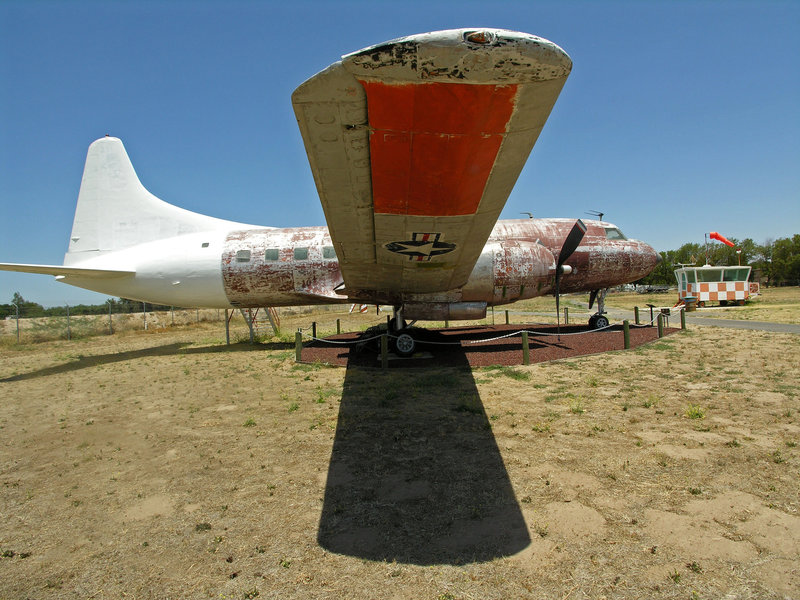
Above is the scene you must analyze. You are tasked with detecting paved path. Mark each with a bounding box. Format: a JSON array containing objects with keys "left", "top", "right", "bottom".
[
  {"left": 680, "top": 316, "right": 800, "bottom": 334},
  {"left": 507, "top": 306, "right": 800, "bottom": 334}
]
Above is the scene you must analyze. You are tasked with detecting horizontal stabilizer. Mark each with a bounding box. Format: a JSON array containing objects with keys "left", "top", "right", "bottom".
[{"left": 0, "top": 262, "right": 134, "bottom": 280}]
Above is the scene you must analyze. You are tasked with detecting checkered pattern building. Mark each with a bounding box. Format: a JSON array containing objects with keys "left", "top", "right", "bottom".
[{"left": 680, "top": 281, "right": 748, "bottom": 302}]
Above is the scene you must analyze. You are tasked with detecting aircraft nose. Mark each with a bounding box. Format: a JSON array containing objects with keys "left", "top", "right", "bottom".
[
  {"left": 629, "top": 240, "right": 661, "bottom": 278},
  {"left": 642, "top": 242, "right": 661, "bottom": 272}
]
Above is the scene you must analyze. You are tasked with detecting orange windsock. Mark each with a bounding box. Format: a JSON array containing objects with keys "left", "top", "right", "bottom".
[{"left": 709, "top": 231, "right": 735, "bottom": 247}]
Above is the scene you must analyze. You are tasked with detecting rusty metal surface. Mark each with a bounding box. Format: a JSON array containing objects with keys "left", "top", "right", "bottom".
[
  {"left": 218, "top": 218, "right": 659, "bottom": 312},
  {"left": 292, "top": 28, "right": 572, "bottom": 300},
  {"left": 221, "top": 227, "right": 345, "bottom": 308}
]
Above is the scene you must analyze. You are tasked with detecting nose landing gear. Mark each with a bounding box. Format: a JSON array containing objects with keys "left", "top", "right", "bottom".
[
  {"left": 393, "top": 331, "right": 416, "bottom": 357},
  {"left": 389, "top": 308, "right": 416, "bottom": 357},
  {"left": 588, "top": 288, "right": 610, "bottom": 329}
]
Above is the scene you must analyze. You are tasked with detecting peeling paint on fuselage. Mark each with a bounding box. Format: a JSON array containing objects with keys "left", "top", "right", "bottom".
[
  {"left": 222, "top": 227, "right": 343, "bottom": 307},
  {"left": 489, "top": 219, "right": 659, "bottom": 295},
  {"left": 220, "top": 218, "right": 659, "bottom": 311}
]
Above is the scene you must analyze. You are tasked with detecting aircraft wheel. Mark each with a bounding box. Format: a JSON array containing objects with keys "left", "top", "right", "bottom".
[
  {"left": 588, "top": 315, "right": 597, "bottom": 329},
  {"left": 393, "top": 331, "right": 416, "bottom": 358},
  {"left": 594, "top": 315, "right": 610, "bottom": 329}
]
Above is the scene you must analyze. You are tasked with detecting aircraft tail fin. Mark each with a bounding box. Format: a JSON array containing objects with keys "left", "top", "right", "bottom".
[{"left": 65, "top": 137, "right": 244, "bottom": 264}]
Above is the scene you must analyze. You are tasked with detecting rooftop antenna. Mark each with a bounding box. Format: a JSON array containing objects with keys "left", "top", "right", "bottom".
[
  {"left": 586, "top": 210, "right": 604, "bottom": 221},
  {"left": 520, "top": 212, "right": 534, "bottom": 219}
]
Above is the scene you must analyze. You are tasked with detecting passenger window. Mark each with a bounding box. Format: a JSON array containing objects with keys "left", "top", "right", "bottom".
[
  {"left": 322, "top": 246, "right": 336, "bottom": 259},
  {"left": 294, "top": 247, "right": 309, "bottom": 260},
  {"left": 265, "top": 249, "right": 279, "bottom": 261},
  {"left": 201, "top": 242, "right": 209, "bottom": 248},
  {"left": 236, "top": 250, "right": 251, "bottom": 263}
]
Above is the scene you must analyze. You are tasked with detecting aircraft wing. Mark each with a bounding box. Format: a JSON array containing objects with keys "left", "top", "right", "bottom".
[
  {"left": 292, "top": 29, "right": 571, "bottom": 300},
  {"left": 0, "top": 263, "right": 134, "bottom": 280}
]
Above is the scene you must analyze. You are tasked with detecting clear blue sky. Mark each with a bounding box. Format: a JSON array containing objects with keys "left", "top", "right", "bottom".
[{"left": 1, "top": 0, "right": 798, "bottom": 307}]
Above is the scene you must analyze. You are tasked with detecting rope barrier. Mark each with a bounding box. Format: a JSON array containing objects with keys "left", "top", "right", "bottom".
[
  {"left": 298, "top": 305, "right": 684, "bottom": 348},
  {"left": 303, "top": 333, "right": 386, "bottom": 345}
]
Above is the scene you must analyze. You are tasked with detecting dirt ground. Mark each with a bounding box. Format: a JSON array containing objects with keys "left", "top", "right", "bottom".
[{"left": 1, "top": 295, "right": 798, "bottom": 599}]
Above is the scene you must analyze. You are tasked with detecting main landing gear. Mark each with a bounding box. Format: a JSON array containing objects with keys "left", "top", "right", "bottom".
[
  {"left": 389, "top": 309, "right": 416, "bottom": 358},
  {"left": 588, "top": 288, "right": 610, "bottom": 330}
]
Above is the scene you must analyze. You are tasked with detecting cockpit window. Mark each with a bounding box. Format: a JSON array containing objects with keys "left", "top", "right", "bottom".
[{"left": 604, "top": 227, "right": 627, "bottom": 240}]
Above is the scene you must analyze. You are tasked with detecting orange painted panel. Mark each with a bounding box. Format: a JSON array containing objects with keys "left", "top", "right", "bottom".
[{"left": 359, "top": 80, "right": 518, "bottom": 216}]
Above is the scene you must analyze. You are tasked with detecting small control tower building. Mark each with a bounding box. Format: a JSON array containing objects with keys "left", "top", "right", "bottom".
[{"left": 675, "top": 265, "right": 758, "bottom": 307}]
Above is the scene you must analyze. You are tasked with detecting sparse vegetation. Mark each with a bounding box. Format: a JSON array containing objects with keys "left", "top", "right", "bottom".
[
  {"left": 641, "top": 394, "right": 659, "bottom": 408},
  {"left": 482, "top": 365, "right": 531, "bottom": 381},
  {"left": 0, "top": 297, "right": 797, "bottom": 599},
  {"left": 685, "top": 404, "right": 706, "bottom": 419},
  {"left": 569, "top": 398, "right": 586, "bottom": 414}
]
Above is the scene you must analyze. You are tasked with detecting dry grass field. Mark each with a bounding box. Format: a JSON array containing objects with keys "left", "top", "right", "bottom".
[{"left": 1, "top": 289, "right": 798, "bottom": 599}]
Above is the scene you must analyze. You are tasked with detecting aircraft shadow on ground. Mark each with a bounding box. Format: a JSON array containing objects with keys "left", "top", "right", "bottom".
[
  {"left": 317, "top": 350, "right": 531, "bottom": 565},
  {"left": 0, "top": 340, "right": 291, "bottom": 383}
]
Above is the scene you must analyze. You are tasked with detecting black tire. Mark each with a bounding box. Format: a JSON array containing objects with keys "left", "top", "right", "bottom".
[
  {"left": 393, "top": 332, "right": 416, "bottom": 357},
  {"left": 594, "top": 315, "right": 610, "bottom": 329},
  {"left": 588, "top": 315, "right": 597, "bottom": 329},
  {"left": 388, "top": 316, "right": 407, "bottom": 332}
]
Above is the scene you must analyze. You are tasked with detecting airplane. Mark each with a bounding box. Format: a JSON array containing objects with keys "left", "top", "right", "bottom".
[{"left": 0, "top": 28, "right": 659, "bottom": 356}]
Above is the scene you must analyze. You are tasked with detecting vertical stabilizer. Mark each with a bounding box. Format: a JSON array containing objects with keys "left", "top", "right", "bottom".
[{"left": 65, "top": 137, "right": 246, "bottom": 264}]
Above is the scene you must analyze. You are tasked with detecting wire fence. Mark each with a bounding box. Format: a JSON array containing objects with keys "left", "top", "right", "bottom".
[
  {"left": 2, "top": 300, "right": 681, "bottom": 349},
  {"left": 0, "top": 305, "right": 229, "bottom": 345}
]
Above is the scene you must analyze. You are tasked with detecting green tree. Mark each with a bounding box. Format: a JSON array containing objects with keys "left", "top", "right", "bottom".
[
  {"left": 771, "top": 235, "right": 800, "bottom": 285},
  {"left": 9, "top": 292, "right": 45, "bottom": 318}
]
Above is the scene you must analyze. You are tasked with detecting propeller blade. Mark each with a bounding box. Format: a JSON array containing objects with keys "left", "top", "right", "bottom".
[
  {"left": 557, "top": 219, "right": 587, "bottom": 268},
  {"left": 555, "top": 276, "right": 561, "bottom": 336},
  {"left": 554, "top": 219, "right": 587, "bottom": 339},
  {"left": 588, "top": 289, "right": 598, "bottom": 311}
]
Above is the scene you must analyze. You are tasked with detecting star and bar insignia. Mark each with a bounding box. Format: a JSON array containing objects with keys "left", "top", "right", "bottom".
[{"left": 385, "top": 232, "right": 456, "bottom": 262}]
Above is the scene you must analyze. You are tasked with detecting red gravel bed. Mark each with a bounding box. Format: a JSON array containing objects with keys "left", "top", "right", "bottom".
[{"left": 300, "top": 323, "right": 680, "bottom": 368}]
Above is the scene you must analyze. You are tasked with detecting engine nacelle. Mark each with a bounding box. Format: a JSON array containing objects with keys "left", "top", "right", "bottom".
[
  {"left": 402, "top": 301, "right": 487, "bottom": 321},
  {"left": 462, "top": 240, "right": 556, "bottom": 304}
]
